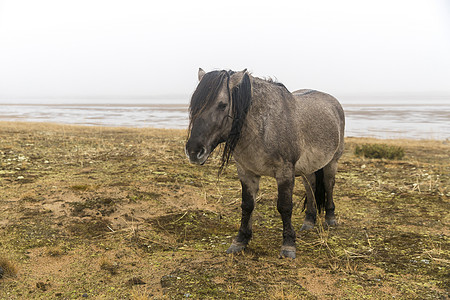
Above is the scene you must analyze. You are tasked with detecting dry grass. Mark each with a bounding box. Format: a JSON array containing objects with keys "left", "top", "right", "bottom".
[
  {"left": 99, "top": 257, "right": 119, "bottom": 275},
  {"left": 46, "top": 246, "right": 65, "bottom": 257},
  {"left": 0, "top": 122, "right": 449, "bottom": 299},
  {"left": 0, "top": 256, "right": 18, "bottom": 278}
]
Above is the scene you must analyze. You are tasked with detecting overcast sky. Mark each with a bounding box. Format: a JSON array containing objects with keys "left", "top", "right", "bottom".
[{"left": 0, "top": 0, "right": 449, "bottom": 102}]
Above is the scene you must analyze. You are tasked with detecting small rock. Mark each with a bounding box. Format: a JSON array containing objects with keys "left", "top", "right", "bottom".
[{"left": 82, "top": 293, "right": 88, "bottom": 297}]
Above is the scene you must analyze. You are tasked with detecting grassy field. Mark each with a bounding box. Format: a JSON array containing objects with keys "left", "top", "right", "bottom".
[{"left": 0, "top": 122, "right": 449, "bottom": 299}]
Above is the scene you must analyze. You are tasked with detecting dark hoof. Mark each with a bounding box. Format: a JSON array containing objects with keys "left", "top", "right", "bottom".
[
  {"left": 226, "top": 241, "right": 247, "bottom": 254},
  {"left": 280, "top": 246, "right": 296, "bottom": 259},
  {"left": 326, "top": 217, "right": 337, "bottom": 227},
  {"left": 300, "top": 221, "right": 314, "bottom": 231}
]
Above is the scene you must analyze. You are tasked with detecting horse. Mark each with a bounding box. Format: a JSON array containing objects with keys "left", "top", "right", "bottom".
[{"left": 185, "top": 68, "right": 345, "bottom": 259}]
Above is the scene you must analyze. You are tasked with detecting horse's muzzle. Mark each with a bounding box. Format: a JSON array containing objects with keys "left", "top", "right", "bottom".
[{"left": 185, "top": 142, "right": 209, "bottom": 165}]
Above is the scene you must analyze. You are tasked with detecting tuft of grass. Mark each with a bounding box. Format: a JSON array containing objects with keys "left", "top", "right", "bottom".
[
  {"left": 20, "top": 193, "right": 44, "bottom": 203},
  {"left": 70, "top": 184, "right": 92, "bottom": 191},
  {"left": 46, "top": 246, "right": 65, "bottom": 257},
  {"left": 130, "top": 289, "right": 151, "bottom": 300},
  {"left": 99, "top": 258, "right": 119, "bottom": 275},
  {"left": 354, "top": 143, "right": 405, "bottom": 160},
  {"left": 268, "top": 283, "right": 309, "bottom": 300},
  {"left": 0, "top": 256, "right": 18, "bottom": 278}
]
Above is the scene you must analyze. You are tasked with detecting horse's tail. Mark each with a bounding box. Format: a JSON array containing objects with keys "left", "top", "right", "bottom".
[
  {"left": 302, "top": 168, "right": 326, "bottom": 214},
  {"left": 314, "top": 168, "right": 326, "bottom": 213}
]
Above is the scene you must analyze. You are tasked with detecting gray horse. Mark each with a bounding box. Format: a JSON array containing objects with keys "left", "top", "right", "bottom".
[{"left": 185, "top": 68, "right": 345, "bottom": 258}]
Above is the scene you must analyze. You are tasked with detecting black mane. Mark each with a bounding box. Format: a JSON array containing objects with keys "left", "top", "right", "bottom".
[
  {"left": 188, "top": 70, "right": 252, "bottom": 173},
  {"left": 189, "top": 70, "right": 229, "bottom": 122},
  {"left": 221, "top": 72, "right": 252, "bottom": 171}
]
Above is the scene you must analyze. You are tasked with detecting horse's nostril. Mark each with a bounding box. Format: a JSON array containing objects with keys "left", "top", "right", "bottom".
[{"left": 197, "top": 147, "right": 206, "bottom": 159}]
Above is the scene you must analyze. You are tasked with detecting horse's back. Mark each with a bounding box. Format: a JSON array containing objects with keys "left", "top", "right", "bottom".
[
  {"left": 292, "top": 89, "right": 316, "bottom": 96},
  {"left": 292, "top": 89, "right": 345, "bottom": 130},
  {"left": 290, "top": 89, "right": 345, "bottom": 174}
]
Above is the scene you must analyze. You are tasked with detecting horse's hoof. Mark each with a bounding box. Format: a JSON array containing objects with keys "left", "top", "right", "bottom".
[
  {"left": 280, "top": 246, "right": 296, "bottom": 259},
  {"left": 326, "top": 218, "right": 337, "bottom": 227},
  {"left": 300, "top": 222, "right": 314, "bottom": 231},
  {"left": 226, "top": 241, "right": 247, "bottom": 254}
]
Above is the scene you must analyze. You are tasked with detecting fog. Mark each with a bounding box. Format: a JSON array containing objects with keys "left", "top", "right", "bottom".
[{"left": 0, "top": 0, "right": 449, "bottom": 102}]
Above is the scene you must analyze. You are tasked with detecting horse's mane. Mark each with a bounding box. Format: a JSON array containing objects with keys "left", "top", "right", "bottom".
[
  {"left": 188, "top": 70, "right": 252, "bottom": 173},
  {"left": 263, "top": 77, "right": 289, "bottom": 92},
  {"left": 189, "top": 70, "right": 230, "bottom": 125}
]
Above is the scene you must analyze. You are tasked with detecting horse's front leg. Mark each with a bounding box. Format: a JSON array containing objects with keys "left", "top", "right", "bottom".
[
  {"left": 277, "top": 173, "right": 296, "bottom": 259},
  {"left": 226, "top": 168, "right": 260, "bottom": 254}
]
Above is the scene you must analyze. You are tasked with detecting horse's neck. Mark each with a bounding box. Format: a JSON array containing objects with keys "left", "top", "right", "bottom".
[
  {"left": 240, "top": 80, "right": 294, "bottom": 142},
  {"left": 249, "top": 80, "right": 293, "bottom": 121}
]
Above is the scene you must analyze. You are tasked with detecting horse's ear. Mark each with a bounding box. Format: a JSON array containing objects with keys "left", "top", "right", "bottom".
[
  {"left": 198, "top": 68, "right": 206, "bottom": 81},
  {"left": 229, "top": 69, "right": 249, "bottom": 89}
]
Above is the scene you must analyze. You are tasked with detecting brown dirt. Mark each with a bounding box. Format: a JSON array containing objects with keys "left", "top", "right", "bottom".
[{"left": 0, "top": 122, "right": 449, "bottom": 299}]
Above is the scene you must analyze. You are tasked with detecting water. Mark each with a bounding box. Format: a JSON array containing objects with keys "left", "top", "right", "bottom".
[
  {"left": 343, "top": 103, "right": 450, "bottom": 140},
  {"left": 0, "top": 99, "right": 449, "bottom": 140},
  {"left": 0, "top": 103, "right": 189, "bottom": 129}
]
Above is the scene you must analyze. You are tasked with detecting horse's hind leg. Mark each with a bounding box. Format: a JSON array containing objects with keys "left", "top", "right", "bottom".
[
  {"left": 226, "top": 168, "right": 260, "bottom": 254},
  {"left": 323, "top": 161, "right": 338, "bottom": 226},
  {"left": 300, "top": 173, "right": 317, "bottom": 231}
]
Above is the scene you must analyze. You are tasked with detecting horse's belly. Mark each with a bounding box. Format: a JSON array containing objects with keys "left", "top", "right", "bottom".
[
  {"left": 294, "top": 148, "right": 336, "bottom": 175},
  {"left": 235, "top": 156, "right": 277, "bottom": 177}
]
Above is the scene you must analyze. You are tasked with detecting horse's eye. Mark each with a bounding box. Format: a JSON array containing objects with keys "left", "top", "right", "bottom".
[{"left": 217, "top": 102, "right": 227, "bottom": 111}]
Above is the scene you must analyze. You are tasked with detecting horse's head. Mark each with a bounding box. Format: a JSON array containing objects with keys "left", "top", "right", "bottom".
[{"left": 185, "top": 68, "right": 251, "bottom": 167}]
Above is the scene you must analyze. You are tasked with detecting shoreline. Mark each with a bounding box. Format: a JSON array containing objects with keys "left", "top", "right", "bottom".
[
  {"left": 0, "top": 103, "right": 189, "bottom": 109},
  {"left": 0, "top": 120, "right": 448, "bottom": 142},
  {"left": 1, "top": 101, "right": 449, "bottom": 140}
]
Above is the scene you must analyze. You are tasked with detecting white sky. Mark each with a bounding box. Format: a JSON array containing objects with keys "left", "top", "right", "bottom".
[{"left": 0, "top": 0, "right": 449, "bottom": 101}]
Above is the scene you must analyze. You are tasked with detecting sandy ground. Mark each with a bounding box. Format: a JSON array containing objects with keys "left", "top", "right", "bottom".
[{"left": 0, "top": 122, "right": 449, "bottom": 299}]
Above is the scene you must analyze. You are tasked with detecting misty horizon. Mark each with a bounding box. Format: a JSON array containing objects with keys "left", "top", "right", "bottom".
[
  {"left": 1, "top": 0, "right": 449, "bottom": 101},
  {"left": 1, "top": 92, "right": 449, "bottom": 105}
]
